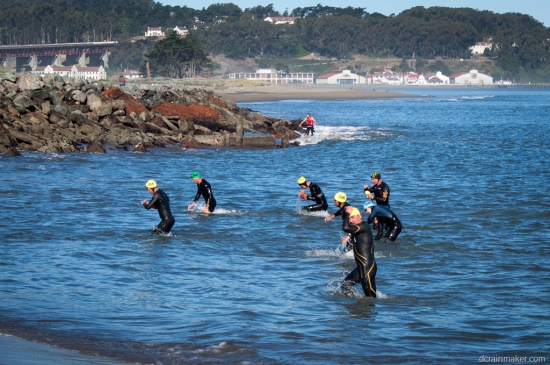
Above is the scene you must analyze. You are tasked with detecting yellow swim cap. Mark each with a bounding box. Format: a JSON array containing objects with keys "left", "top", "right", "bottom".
[
  {"left": 334, "top": 192, "right": 347, "bottom": 203},
  {"left": 145, "top": 180, "right": 157, "bottom": 189},
  {"left": 297, "top": 176, "right": 307, "bottom": 185},
  {"left": 350, "top": 207, "right": 361, "bottom": 217}
]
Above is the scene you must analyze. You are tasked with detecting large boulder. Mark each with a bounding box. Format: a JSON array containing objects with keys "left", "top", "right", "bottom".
[
  {"left": 17, "top": 74, "right": 44, "bottom": 91},
  {"left": 0, "top": 125, "right": 19, "bottom": 149},
  {"left": 12, "top": 95, "right": 34, "bottom": 113},
  {"left": 181, "top": 136, "right": 203, "bottom": 149},
  {"left": 87, "top": 141, "right": 106, "bottom": 153}
]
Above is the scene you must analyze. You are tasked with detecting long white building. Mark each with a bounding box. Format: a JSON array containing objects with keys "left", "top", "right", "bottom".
[
  {"left": 316, "top": 70, "right": 366, "bottom": 84},
  {"left": 450, "top": 69, "right": 493, "bottom": 85},
  {"left": 229, "top": 68, "right": 314, "bottom": 84}
]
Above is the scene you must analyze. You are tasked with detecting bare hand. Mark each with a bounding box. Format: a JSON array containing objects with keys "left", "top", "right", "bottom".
[
  {"left": 188, "top": 202, "right": 196, "bottom": 210},
  {"left": 324, "top": 215, "right": 334, "bottom": 223},
  {"left": 141, "top": 200, "right": 148, "bottom": 206}
]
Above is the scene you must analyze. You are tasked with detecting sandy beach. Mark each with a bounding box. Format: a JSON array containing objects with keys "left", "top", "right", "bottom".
[{"left": 215, "top": 85, "right": 419, "bottom": 103}]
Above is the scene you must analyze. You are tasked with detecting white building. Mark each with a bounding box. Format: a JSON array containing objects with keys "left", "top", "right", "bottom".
[
  {"left": 75, "top": 66, "right": 107, "bottom": 80},
  {"left": 264, "top": 16, "right": 299, "bottom": 24},
  {"left": 173, "top": 26, "right": 188, "bottom": 36},
  {"left": 122, "top": 69, "right": 143, "bottom": 79},
  {"left": 33, "top": 65, "right": 106, "bottom": 80},
  {"left": 450, "top": 70, "right": 493, "bottom": 85},
  {"left": 145, "top": 27, "right": 165, "bottom": 37},
  {"left": 404, "top": 72, "right": 427, "bottom": 85},
  {"left": 369, "top": 70, "right": 403, "bottom": 85},
  {"left": 469, "top": 42, "right": 494, "bottom": 55},
  {"left": 316, "top": 70, "right": 366, "bottom": 84},
  {"left": 229, "top": 68, "right": 314, "bottom": 84},
  {"left": 34, "top": 65, "right": 77, "bottom": 78},
  {"left": 427, "top": 71, "right": 450, "bottom": 85}
]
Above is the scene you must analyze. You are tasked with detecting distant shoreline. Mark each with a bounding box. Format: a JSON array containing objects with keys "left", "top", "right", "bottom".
[
  {"left": 214, "top": 83, "right": 549, "bottom": 103},
  {"left": 215, "top": 85, "right": 421, "bottom": 103}
]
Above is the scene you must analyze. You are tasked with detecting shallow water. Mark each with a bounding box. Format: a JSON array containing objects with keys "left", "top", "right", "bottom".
[{"left": 1, "top": 88, "right": 549, "bottom": 364}]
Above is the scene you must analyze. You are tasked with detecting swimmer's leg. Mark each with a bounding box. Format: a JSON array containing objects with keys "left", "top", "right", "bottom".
[
  {"left": 341, "top": 267, "right": 360, "bottom": 294},
  {"left": 359, "top": 262, "right": 377, "bottom": 298},
  {"left": 207, "top": 199, "right": 217, "bottom": 213},
  {"left": 302, "top": 203, "right": 325, "bottom": 212}
]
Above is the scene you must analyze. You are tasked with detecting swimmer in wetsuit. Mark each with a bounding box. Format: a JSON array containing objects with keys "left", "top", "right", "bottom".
[
  {"left": 141, "top": 180, "right": 175, "bottom": 234},
  {"left": 364, "top": 171, "right": 391, "bottom": 233},
  {"left": 364, "top": 201, "right": 402, "bottom": 241},
  {"left": 324, "top": 192, "right": 350, "bottom": 223},
  {"left": 297, "top": 176, "right": 328, "bottom": 212},
  {"left": 341, "top": 206, "right": 377, "bottom": 298},
  {"left": 188, "top": 171, "right": 216, "bottom": 213}
]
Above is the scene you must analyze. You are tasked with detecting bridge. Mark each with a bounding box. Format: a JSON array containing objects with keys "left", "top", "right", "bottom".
[{"left": 0, "top": 41, "right": 117, "bottom": 72}]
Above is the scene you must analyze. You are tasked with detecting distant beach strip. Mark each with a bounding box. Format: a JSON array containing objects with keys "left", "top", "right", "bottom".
[{"left": 216, "top": 86, "right": 421, "bottom": 103}]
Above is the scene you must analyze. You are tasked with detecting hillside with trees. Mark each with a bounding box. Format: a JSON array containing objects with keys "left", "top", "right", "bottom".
[{"left": 1, "top": 0, "right": 548, "bottom": 81}]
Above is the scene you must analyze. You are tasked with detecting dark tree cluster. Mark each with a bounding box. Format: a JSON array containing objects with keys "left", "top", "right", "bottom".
[{"left": 1, "top": 1, "right": 548, "bottom": 77}]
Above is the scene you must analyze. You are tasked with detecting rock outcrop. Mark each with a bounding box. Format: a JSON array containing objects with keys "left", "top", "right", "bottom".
[{"left": 0, "top": 73, "right": 302, "bottom": 156}]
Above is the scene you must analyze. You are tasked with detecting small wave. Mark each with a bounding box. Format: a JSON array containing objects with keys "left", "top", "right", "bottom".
[
  {"left": 291, "top": 125, "right": 390, "bottom": 145},
  {"left": 294, "top": 201, "right": 330, "bottom": 217},
  {"left": 187, "top": 204, "right": 245, "bottom": 215},
  {"left": 305, "top": 247, "right": 353, "bottom": 259},
  {"left": 458, "top": 95, "right": 496, "bottom": 100},
  {"left": 326, "top": 280, "right": 393, "bottom": 300}
]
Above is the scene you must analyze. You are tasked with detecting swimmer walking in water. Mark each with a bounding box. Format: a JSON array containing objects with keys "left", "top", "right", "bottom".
[
  {"left": 297, "top": 176, "right": 328, "bottom": 212},
  {"left": 188, "top": 171, "right": 217, "bottom": 213},
  {"left": 341, "top": 206, "right": 377, "bottom": 298},
  {"left": 141, "top": 180, "right": 175, "bottom": 234}
]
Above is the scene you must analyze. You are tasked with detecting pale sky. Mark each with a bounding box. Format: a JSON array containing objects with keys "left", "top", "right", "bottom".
[{"left": 158, "top": 0, "right": 549, "bottom": 27}]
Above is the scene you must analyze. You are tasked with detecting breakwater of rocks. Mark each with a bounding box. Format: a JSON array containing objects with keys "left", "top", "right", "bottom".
[{"left": 0, "top": 73, "right": 302, "bottom": 156}]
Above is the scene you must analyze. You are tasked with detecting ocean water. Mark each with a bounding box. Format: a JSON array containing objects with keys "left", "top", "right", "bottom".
[{"left": 1, "top": 88, "right": 549, "bottom": 364}]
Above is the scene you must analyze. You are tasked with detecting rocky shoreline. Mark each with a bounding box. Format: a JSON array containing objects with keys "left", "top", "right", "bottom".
[{"left": 0, "top": 73, "right": 303, "bottom": 156}]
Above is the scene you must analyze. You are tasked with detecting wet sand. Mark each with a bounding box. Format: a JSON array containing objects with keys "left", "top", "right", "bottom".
[
  {"left": 0, "top": 334, "right": 125, "bottom": 364},
  {"left": 215, "top": 85, "right": 419, "bottom": 103}
]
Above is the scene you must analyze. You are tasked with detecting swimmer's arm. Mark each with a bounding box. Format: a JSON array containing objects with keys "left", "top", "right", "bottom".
[
  {"left": 143, "top": 194, "right": 158, "bottom": 210},
  {"left": 324, "top": 213, "right": 336, "bottom": 222}
]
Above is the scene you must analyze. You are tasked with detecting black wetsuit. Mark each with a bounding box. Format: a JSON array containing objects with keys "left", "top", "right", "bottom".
[
  {"left": 144, "top": 189, "right": 175, "bottom": 234},
  {"left": 341, "top": 210, "right": 377, "bottom": 298},
  {"left": 332, "top": 202, "right": 351, "bottom": 220},
  {"left": 367, "top": 205, "right": 402, "bottom": 241},
  {"left": 365, "top": 181, "right": 390, "bottom": 232},
  {"left": 302, "top": 182, "right": 328, "bottom": 212},
  {"left": 194, "top": 179, "right": 216, "bottom": 213}
]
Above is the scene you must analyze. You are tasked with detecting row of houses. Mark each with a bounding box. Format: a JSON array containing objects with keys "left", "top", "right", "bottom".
[
  {"left": 367, "top": 69, "right": 493, "bottom": 85},
  {"left": 230, "top": 68, "right": 494, "bottom": 85},
  {"left": 145, "top": 26, "right": 189, "bottom": 37}
]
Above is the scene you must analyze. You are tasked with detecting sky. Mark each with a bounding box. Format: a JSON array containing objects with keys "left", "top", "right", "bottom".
[{"left": 158, "top": 0, "right": 549, "bottom": 27}]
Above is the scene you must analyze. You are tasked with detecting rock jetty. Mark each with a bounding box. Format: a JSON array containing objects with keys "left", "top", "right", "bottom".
[{"left": 0, "top": 73, "right": 303, "bottom": 156}]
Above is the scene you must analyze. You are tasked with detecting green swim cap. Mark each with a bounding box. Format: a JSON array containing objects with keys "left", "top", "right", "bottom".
[
  {"left": 371, "top": 171, "right": 381, "bottom": 179},
  {"left": 191, "top": 171, "right": 201, "bottom": 179}
]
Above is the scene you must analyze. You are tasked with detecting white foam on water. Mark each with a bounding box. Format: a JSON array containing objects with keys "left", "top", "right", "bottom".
[
  {"left": 187, "top": 203, "right": 245, "bottom": 215},
  {"left": 291, "top": 125, "right": 388, "bottom": 145},
  {"left": 458, "top": 95, "right": 496, "bottom": 100},
  {"left": 326, "top": 280, "right": 393, "bottom": 300},
  {"left": 294, "top": 200, "right": 330, "bottom": 217}
]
